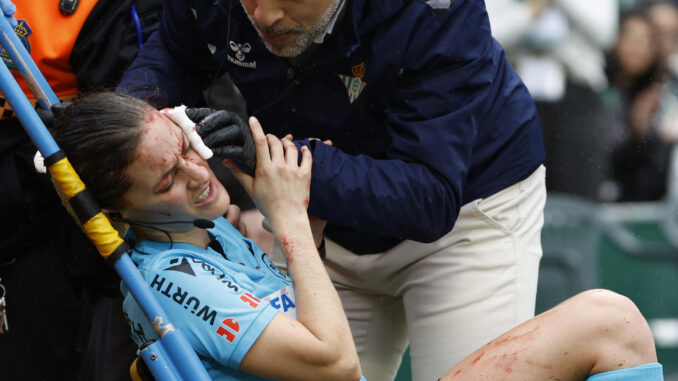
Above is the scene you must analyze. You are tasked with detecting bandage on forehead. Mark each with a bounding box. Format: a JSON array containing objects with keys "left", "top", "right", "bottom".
[{"left": 164, "top": 105, "right": 214, "bottom": 160}]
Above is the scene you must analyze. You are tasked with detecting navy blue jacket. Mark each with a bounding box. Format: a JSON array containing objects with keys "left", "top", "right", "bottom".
[{"left": 118, "top": 0, "right": 545, "bottom": 254}]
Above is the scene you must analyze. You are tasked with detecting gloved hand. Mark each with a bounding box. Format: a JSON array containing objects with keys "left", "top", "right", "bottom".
[
  {"left": 0, "top": 0, "right": 17, "bottom": 27},
  {"left": 185, "top": 108, "right": 256, "bottom": 176}
]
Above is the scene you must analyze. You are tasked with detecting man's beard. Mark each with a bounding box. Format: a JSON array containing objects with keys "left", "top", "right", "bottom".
[{"left": 244, "top": 0, "right": 341, "bottom": 57}]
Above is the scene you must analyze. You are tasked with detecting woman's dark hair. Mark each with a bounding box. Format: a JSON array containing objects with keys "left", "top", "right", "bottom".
[
  {"left": 51, "top": 92, "right": 149, "bottom": 209},
  {"left": 605, "top": 10, "right": 660, "bottom": 100}
]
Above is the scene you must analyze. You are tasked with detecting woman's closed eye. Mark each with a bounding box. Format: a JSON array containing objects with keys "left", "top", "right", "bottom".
[{"left": 157, "top": 168, "right": 177, "bottom": 194}]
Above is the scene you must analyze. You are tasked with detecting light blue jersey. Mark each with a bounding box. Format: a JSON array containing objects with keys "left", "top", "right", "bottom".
[{"left": 121, "top": 217, "right": 297, "bottom": 380}]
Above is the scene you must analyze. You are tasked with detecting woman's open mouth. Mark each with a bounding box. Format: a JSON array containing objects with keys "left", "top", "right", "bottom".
[{"left": 194, "top": 180, "right": 216, "bottom": 206}]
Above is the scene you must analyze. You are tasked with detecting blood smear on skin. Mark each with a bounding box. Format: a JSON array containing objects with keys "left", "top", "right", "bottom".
[{"left": 279, "top": 236, "right": 296, "bottom": 263}]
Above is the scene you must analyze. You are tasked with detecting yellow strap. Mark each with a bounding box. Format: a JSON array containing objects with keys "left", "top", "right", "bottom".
[
  {"left": 47, "top": 156, "right": 125, "bottom": 259},
  {"left": 48, "top": 157, "right": 85, "bottom": 198},
  {"left": 129, "top": 357, "right": 143, "bottom": 381},
  {"left": 82, "top": 213, "right": 125, "bottom": 258}
]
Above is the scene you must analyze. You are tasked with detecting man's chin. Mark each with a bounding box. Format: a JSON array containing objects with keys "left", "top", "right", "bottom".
[{"left": 261, "top": 35, "right": 310, "bottom": 57}]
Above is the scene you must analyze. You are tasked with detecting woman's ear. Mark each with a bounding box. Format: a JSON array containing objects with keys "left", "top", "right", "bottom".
[{"left": 104, "top": 210, "right": 130, "bottom": 234}]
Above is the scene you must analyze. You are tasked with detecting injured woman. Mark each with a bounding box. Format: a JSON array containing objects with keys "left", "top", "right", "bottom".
[{"left": 50, "top": 92, "right": 663, "bottom": 381}]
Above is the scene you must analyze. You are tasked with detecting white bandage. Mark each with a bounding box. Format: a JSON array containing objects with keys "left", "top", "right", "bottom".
[{"left": 164, "top": 105, "right": 213, "bottom": 160}]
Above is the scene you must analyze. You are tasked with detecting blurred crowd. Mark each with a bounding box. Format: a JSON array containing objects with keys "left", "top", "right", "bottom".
[{"left": 487, "top": 0, "right": 678, "bottom": 202}]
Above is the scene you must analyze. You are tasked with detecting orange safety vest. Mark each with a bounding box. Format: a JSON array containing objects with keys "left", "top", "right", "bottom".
[{"left": 1, "top": 0, "right": 97, "bottom": 116}]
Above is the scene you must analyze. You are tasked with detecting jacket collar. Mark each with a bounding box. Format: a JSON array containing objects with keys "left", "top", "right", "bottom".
[{"left": 331, "top": 0, "right": 404, "bottom": 58}]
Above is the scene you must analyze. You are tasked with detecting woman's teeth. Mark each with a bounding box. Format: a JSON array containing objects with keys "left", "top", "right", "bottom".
[{"left": 195, "top": 184, "right": 210, "bottom": 203}]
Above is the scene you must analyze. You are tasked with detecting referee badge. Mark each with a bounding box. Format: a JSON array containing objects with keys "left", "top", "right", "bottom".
[{"left": 338, "top": 63, "right": 367, "bottom": 104}]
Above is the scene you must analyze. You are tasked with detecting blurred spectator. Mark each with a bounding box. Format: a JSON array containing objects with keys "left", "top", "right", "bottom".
[
  {"left": 611, "top": 82, "right": 673, "bottom": 201},
  {"left": 646, "top": 0, "right": 678, "bottom": 79},
  {"left": 646, "top": 1, "right": 678, "bottom": 144},
  {"left": 620, "top": 0, "right": 654, "bottom": 13},
  {"left": 602, "top": 2, "right": 678, "bottom": 201},
  {"left": 602, "top": 11, "right": 659, "bottom": 150},
  {"left": 486, "top": 0, "right": 618, "bottom": 201},
  {"left": 485, "top": 0, "right": 553, "bottom": 49},
  {"left": 600, "top": 10, "right": 671, "bottom": 201}
]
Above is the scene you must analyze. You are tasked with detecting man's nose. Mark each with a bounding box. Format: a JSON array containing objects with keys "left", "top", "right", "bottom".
[{"left": 252, "top": 0, "right": 284, "bottom": 28}]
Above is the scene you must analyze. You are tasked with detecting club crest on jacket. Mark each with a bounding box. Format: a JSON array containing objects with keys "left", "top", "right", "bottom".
[{"left": 338, "top": 62, "right": 367, "bottom": 103}]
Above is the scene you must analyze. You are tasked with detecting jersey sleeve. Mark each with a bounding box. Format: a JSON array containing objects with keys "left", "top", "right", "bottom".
[{"left": 144, "top": 251, "right": 279, "bottom": 369}]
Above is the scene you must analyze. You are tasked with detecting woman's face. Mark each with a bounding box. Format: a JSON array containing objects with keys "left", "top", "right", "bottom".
[
  {"left": 616, "top": 17, "right": 657, "bottom": 78},
  {"left": 118, "top": 109, "right": 230, "bottom": 230}
]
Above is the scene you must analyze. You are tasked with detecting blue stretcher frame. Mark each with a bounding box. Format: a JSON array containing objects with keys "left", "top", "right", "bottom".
[{"left": 0, "top": 10, "right": 211, "bottom": 381}]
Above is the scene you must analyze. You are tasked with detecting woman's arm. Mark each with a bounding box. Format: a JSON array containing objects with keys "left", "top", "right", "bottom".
[{"left": 228, "top": 117, "right": 361, "bottom": 381}]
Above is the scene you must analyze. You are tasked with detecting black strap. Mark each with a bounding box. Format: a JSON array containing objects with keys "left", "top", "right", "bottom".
[
  {"left": 44, "top": 149, "right": 66, "bottom": 167},
  {"left": 69, "top": 189, "right": 100, "bottom": 224},
  {"left": 106, "top": 242, "right": 131, "bottom": 266}
]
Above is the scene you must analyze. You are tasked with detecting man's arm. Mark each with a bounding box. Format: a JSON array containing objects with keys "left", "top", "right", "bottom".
[
  {"left": 303, "top": 140, "right": 462, "bottom": 244},
  {"left": 117, "top": 0, "right": 215, "bottom": 106},
  {"left": 300, "top": 5, "right": 539, "bottom": 244}
]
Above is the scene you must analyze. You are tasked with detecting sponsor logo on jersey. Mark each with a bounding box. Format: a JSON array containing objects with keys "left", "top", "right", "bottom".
[
  {"left": 1, "top": 20, "right": 32, "bottom": 70},
  {"left": 216, "top": 318, "right": 241, "bottom": 342},
  {"left": 150, "top": 274, "right": 218, "bottom": 325},
  {"left": 263, "top": 285, "right": 296, "bottom": 318},
  {"left": 227, "top": 40, "right": 256, "bottom": 69},
  {"left": 124, "top": 311, "right": 150, "bottom": 344},
  {"left": 338, "top": 63, "right": 367, "bottom": 103},
  {"left": 240, "top": 292, "right": 261, "bottom": 309},
  {"left": 171, "top": 257, "right": 241, "bottom": 293},
  {"left": 165, "top": 258, "right": 196, "bottom": 276}
]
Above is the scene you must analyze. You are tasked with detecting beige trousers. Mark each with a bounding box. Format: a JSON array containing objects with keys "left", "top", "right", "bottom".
[{"left": 271, "top": 165, "right": 546, "bottom": 381}]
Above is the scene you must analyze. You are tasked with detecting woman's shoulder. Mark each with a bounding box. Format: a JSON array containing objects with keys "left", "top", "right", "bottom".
[
  {"left": 146, "top": 247, "right": 211, "bottom": 271},
  {"left": 129, "top": 243, "right": 209, "bottom": 281}
]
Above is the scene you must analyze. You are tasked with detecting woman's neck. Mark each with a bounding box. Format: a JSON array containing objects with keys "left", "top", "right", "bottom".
[{"left": 134, "top": 225, "right": 211, "bottom": 249}]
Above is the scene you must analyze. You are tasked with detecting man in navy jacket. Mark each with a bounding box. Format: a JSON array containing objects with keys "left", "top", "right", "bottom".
[{"left": 118, "top": 0, "right": 547, "bottom": 379}]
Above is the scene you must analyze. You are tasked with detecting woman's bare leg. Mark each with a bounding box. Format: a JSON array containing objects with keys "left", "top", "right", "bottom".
[{"left": 441, "top": 289, "right": 657, "bottom": 380}]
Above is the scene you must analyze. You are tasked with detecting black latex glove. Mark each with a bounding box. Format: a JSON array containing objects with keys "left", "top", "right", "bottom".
[
  {"left": 185, "top": 108, "right": 256, "bottom": 176},
  {"left": 36, "top": 101, "right": 71, "bottom": 128}
]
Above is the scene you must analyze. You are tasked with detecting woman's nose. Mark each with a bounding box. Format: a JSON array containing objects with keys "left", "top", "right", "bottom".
[{"left": 179, "top": 156, "right": 209, "bottom": 188}]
